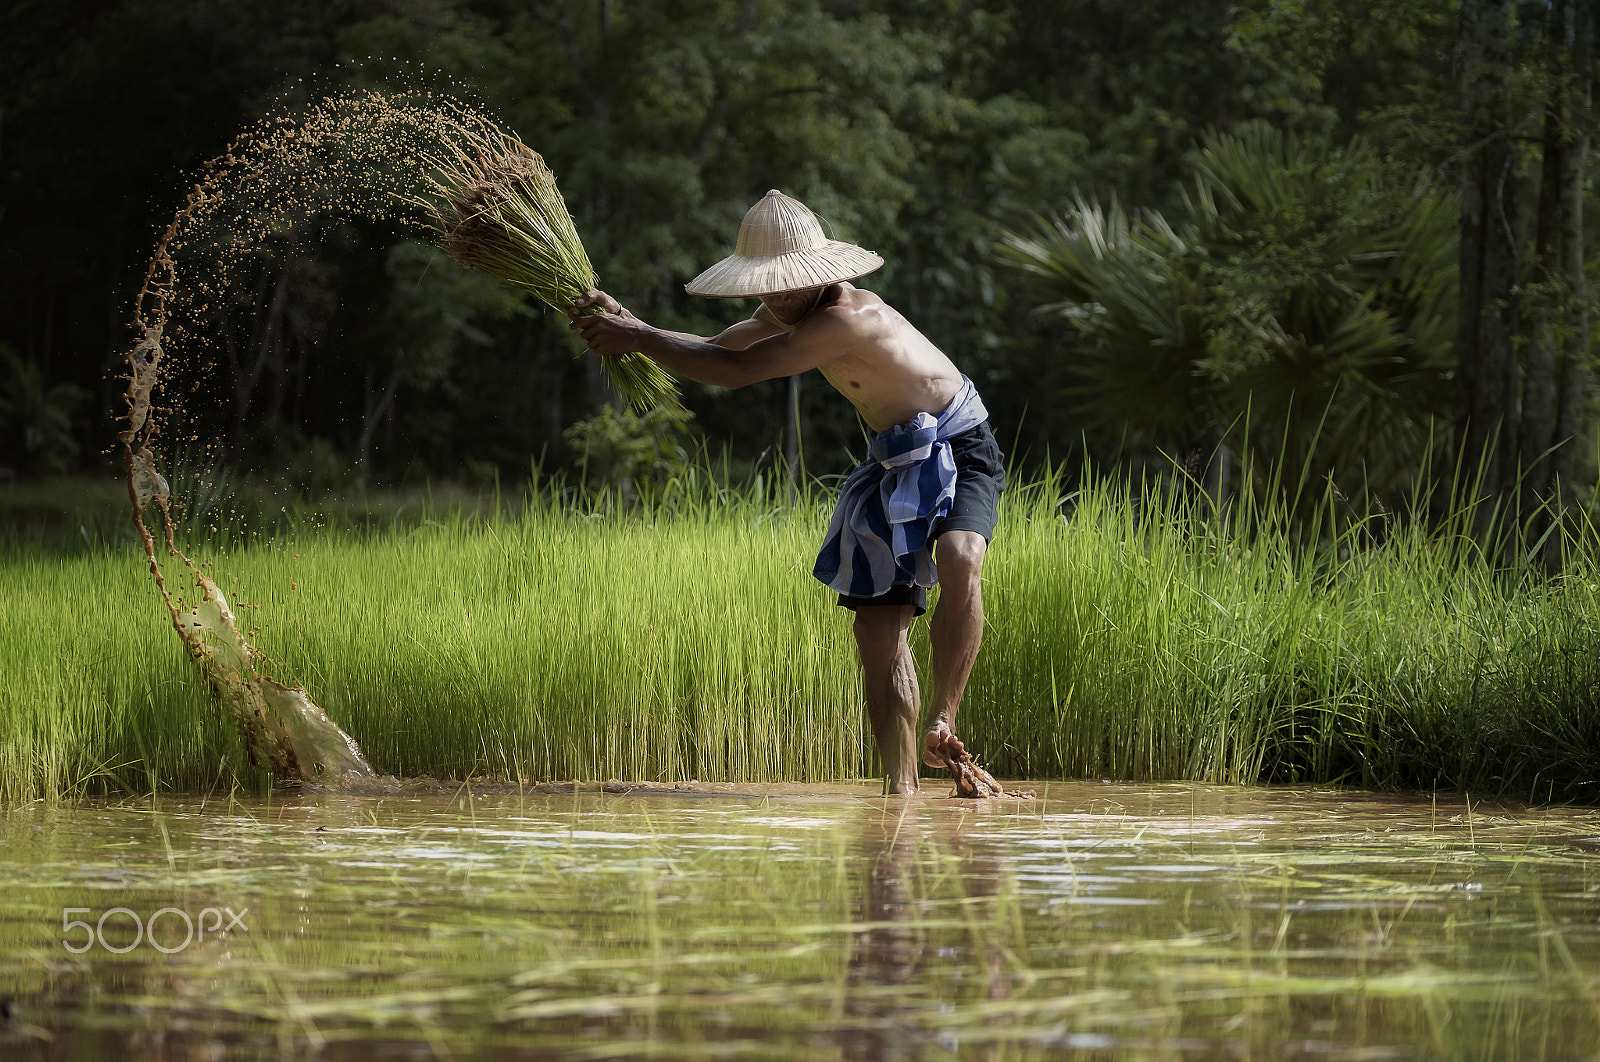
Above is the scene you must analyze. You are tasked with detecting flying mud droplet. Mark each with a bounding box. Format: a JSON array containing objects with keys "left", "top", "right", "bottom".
[
  {"left": 115, "top": 90, "right": 516, "bottom": 790},
  {"left": 130, "top": 448, "right": 170, "bottom": 510},
  {"left": 174, "top": 574, "right": 373, "bottom": 783}
]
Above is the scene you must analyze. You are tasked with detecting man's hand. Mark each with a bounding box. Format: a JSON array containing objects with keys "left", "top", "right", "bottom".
[
  {"left": 570, "top": 288, "right": 622, "bottom": 316},
  {"left": 568, "top": 288, "right": 647, "bottom": 356}
]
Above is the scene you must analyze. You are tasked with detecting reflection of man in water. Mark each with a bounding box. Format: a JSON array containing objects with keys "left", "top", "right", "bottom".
[
  {"left": 571, "top": 190, "right": 1005, "bottom": 795},
  {"left": 841, "top": 808, "right": 1013, "bottom": 1062},
  {"left": 842, "top": 817, "right": 921, "bottom": 1062}
]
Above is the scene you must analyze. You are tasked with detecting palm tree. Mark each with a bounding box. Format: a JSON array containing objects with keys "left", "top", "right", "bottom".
[
  {"left": 0, "top": 345, "right": 88, "bottom": 476},
  {"left": 999, "top": 126, "right": 1457, "bottom": 520}
]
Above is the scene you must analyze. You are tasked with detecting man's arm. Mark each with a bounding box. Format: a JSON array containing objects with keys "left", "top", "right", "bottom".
[{"left": 568, "top": 289, "right": 834, "bottom": 389}]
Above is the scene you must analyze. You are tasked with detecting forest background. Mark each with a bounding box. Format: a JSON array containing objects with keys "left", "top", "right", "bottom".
[{"left": 0, "top": 0, "right": 1594, "bottom": 529}]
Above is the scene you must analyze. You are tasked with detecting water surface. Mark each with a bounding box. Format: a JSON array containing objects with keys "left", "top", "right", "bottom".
[{"left": 2, "top": 782, "right": 1597, "bottom": 1059}]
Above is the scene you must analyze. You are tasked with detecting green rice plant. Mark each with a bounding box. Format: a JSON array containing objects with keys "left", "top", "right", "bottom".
[
  {"left": 961, "top": 463, "right": 1600, "bottom": 799},
  {"left": 0, "top": 546, "right": 262, "bottom": 804},
  {"left": 2, "top": 462, "right": 1598, "bottom": 803},
  {"left": 264, "top": 485, "right": 863, "bottom": 785},
  {"left": 422, "top": 124, "right": 677, "bottom": 412}
]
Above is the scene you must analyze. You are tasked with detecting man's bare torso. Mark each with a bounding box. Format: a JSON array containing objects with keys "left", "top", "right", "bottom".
[{"left": 750, "top": 283, "right": 964, "bottom": 434}]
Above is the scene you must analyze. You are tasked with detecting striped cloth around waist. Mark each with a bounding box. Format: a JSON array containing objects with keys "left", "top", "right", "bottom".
[{"left": 812, "top": 377, "right": 989, "bottom": 598}]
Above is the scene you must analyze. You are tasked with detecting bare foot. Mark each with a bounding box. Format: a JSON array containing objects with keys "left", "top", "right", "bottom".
[
  {"left": 923, "top": 723, "right": 1012, "bottom": 799},
  {"left": 923, "top": 723, "right": 965, "bottom": 768}
]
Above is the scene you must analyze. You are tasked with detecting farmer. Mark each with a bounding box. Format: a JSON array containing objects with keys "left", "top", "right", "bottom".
[{"left": 569, "top": 190, "right": 1005, "bottom": 795}]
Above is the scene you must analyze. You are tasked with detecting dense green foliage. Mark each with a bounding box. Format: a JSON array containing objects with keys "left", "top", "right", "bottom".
[
  {"left": 0, "top": 0, "right": 1486, "bottom": 488},
  {"left": 1000, "top": 127, "right": 1459, "bottom": 509},
  {"left": 5, "top": 475, "right": 1598, "bottom": 804},
  {"left": 3, "top": 0, "right": 1597, "bottom": 807}
]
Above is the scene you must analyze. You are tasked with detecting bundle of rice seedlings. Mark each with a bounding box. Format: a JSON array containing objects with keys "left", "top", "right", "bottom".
[{"left": 425, "top": 125, "right": 678, "bottom": 412}]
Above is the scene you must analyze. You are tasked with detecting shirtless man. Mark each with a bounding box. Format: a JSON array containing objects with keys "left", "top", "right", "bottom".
[{"left": 569, "top": 190, "right": 1005, "bottom": 794}]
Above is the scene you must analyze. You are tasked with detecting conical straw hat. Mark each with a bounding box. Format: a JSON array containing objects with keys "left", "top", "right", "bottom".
[{"left": 685, "top": 190, "right": 884, "bottom": 297}]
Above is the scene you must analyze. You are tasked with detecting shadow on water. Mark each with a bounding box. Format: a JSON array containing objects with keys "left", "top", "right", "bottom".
[{"left": 2, "top": 781, "right": 1599, "bottom": 1059}]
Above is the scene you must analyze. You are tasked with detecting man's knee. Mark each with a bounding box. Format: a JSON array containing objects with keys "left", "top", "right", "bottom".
[
  {"left": 935, "top": 530, "right": 987, "bottom": 589},
  {"left": 852, "top": 605, "right": 913, "bottom": 654}
]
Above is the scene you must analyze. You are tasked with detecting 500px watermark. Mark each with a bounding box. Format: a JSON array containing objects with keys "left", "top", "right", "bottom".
[{"left": 61, "top": 906, "right": 249, "bottom": 954}]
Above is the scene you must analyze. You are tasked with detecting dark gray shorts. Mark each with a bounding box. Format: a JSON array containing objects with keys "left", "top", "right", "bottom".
[{"left": 836, "top": 420, "right": 1007, "bottom": 618}]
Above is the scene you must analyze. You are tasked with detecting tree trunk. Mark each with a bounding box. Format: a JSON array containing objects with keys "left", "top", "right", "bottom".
[
  {"left": 356, "top": 362, "right": 401, "bottom": 481},
  {"left": 1521, "top": 0, "right": 1566, "bottom": 507},
  {"left": 1455, "top": 0, "right": 1522, "bottom": 520},
  {"left": 1552, "top": 0, "right": 1594, "bottom": 511}
]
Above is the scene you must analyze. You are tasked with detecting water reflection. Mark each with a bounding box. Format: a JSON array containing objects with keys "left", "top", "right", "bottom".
[
  {"left": 0, "top": 784, "right": 1598, "bottom": 1059},
  {"left": 841, "top": 804, "right": 1017, "bottom": 1061},
  {"left": 842, "top": 809, "right": 923, "bottom": 1062}
]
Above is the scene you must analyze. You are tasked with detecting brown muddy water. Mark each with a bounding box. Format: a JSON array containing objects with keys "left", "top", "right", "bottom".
[{"left": 2, "top": 782, "right": 1598, "bottom": 1060}]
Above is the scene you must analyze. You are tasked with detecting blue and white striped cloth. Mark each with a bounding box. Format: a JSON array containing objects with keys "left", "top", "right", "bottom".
[{"left": 813, "top": 377, "right": 989, "bottom": 598}]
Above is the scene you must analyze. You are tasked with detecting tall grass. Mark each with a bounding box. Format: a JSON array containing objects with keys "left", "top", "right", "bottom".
[
  {"left": 969, "top": 471, "right": 1600, "bottom": 798},
  {"left": 2, "top": 467, "right": 1597, "bottom": 803}
]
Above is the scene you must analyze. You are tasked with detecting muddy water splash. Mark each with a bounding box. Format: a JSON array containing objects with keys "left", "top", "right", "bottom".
[{"left": 115, "top": 91, "right": 505, "bottom": 787}]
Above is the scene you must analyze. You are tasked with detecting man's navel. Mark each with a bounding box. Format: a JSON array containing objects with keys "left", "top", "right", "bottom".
[{"left": 849, "top": 380, "right": 861, "bottom": 389}]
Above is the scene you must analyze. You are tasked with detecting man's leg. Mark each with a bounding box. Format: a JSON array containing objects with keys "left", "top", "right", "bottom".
[
  {"left": 923, "top": 530, "right": 987, "bottom": 767},
  {"left": 853, "top": 604, "right": 921, "bottom": 794}
]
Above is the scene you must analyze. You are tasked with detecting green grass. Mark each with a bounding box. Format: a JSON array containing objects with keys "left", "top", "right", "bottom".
[
  {"left": 2, "top": 470, "right": 1598, "bottom": 803},
  {"left": 0, "top": 474, "right": 130, "bottom": 549},
  {"left": 968, "top": 475, "right": 1600, "bottom": 797}
]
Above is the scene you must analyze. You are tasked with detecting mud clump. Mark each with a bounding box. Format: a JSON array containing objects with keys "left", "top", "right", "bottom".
[{"left": 924, "top": 729, "right": 1032, "bottom": 800}]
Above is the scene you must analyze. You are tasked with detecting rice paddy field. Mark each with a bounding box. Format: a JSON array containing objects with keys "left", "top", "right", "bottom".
[
  {"left": 5, "top": 473, "right": 1600, "bottom": 1058},
  {"left": 3, "top": 784, "right": 1599, "bottom": 1059},
  {"left": 3, "top": 473, "right": 1600, "bottom": 806},
  {"left": 2, "top": 472, "right": 1598, "bottom": 805}
]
